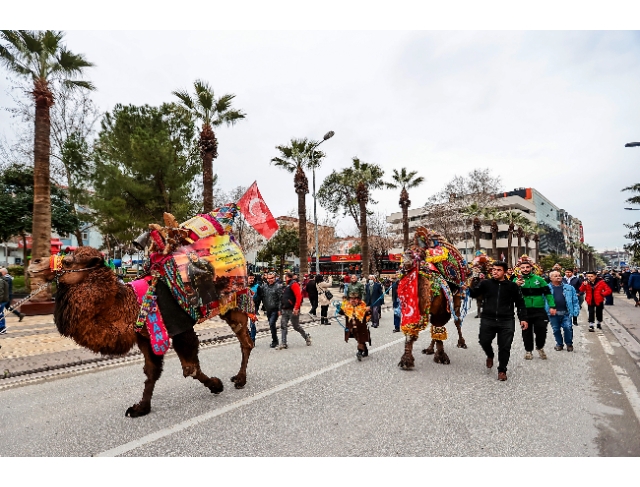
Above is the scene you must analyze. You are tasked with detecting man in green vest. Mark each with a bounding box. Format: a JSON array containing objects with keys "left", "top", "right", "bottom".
[{"left": 515, "top": 256, "right": 556, "bottom": 360}]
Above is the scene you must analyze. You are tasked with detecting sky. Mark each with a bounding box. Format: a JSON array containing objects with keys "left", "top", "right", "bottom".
[{"left": 2, "top": 16, "right": 640, "bottom": 252}]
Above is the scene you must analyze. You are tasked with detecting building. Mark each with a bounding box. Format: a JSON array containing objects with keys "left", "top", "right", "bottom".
[{"left": 387, "top": 187, "right": 583, "bottom": 264}]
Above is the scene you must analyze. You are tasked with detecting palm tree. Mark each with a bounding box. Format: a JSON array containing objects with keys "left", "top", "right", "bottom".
[
  {"left": 173, "top": 80, "right": 246, "bottom": 213},
  {"left": 497, "top": 210, "right": 525, "bottom": 267},
  {"left": 483, "top": 208, "right": 500, "bottom": 260},
  {"left": 530, "top": 223, "right": 545, "bottom": 262},
  {"left": 519, "top": 220, "right": 535, "bottom": 256},
  {"left": 461, "top": 203, "right": 484, "bottom": 254},
  {"left": 0, "top": 30, "right": 94, "bottom": 294},
  {"left": 271, "top": 138, "right": 325, "bottom": 275},
  {"left": 386, "top": 168, "right": 424, "bottom": 249},
  {"left": 344, "top": 157, "right": 386, "bottom": 276}
]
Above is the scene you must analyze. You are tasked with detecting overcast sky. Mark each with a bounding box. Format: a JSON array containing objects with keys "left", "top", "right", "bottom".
[{"left": 2, "top": 28, "right": 639, "bottom": 252}]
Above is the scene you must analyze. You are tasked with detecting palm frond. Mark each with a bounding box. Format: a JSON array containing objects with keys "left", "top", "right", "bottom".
[
  {"left": 40, "top": 30, "right": 63, "bottom": 55},
  {"left": 270, "top": 156, "right": 296, "bottom": 172},
  {"left": 213, "top": 109, "right": 246, "bottom": 127},
  {"left": 193, "top": 79, "right": 214, "bottom": 110},
  {"left": 172, "top": 89, "right": 195, "bottom": 110}
]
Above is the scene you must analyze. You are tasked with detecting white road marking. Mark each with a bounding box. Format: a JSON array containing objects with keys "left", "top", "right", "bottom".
[
  {"left": 596, "top": 328, "right": 640, "bottom": 426},
  {"left": 95, "top": 336, "right": 406, "bottom": 457}
]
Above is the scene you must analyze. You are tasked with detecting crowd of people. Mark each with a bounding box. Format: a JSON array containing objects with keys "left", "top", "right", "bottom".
[{"left": 470, "top": 257, "right": 640, "bottom": 382}]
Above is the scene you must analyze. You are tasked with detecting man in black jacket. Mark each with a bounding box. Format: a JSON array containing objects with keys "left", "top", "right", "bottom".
[
  {"left": 306, "top": 274, "right": 319, "bottom": 316},
  {"left": 469, "top": 261, "right": 528, "bottom": 381},
  {"left": 254, "top": 272, "right": 283, "bottom": 348}
]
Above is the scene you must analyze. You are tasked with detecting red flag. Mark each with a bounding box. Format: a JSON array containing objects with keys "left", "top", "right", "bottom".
[{"left": 237, "top": 182, "right": 279, "bottom": 239}]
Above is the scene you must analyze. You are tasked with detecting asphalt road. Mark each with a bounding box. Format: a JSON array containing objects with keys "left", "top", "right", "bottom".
[{"left": 1, "top": 306, "right": 639, "bottom": 457}]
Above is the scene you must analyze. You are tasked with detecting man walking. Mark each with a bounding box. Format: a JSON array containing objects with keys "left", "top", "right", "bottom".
[
  {"left": 548, "top": 271, "right": 580, "bottom": 352},
  {"left": 254, "top": 272, "right": 283, "bottom": 348},
  {"left": 306, "top": 274, "right": 319, "bottom": 316},
  {"left": 579, "top": 271, "right": 612, "bottom": 331},
  {"left": 391, "top": 274, "right": 401, "bottom": 333},
  {"left": 364, "top": 275, "right": 384, "bottom": 328},
  {"left": 621, "top": 267, "right": 631, "bottom": 299},
  {"left": 516, "top": 257, "right": 556, "bottom": 361},
  {"left": 563, "top": 268, "right": 583, "bottom": 325},
  {"left": 628, "top": 268, "right": 640, "bottom": 307},
  {"left": 469, "top": 261, "right": 528, "bottom": 381},
  {"left": 278, "top": 272, "right": 312, "bottom": 349},
  {"left": 0, "top": 269, "right": 9, "bottom": 334}
]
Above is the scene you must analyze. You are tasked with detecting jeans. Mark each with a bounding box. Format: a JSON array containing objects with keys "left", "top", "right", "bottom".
[
  {"left": 248, "top": 318, "right": 257, "bottom": 343},
  {"left": 623, "top": 285, "right": 630, "bottom": 299},
  {"left": 393, "top": 306, "right": 401, "bottom": 331},
  {"left": 0, "top": 302, "right": 6, "bottom": 329},
  {"left": 549, "top": 314, "right": 573, "bottom": 347},
  {"left": 478, "top": 319, "right": 515, "bottom": 373},
  {"left": 587, "top": 303, "right": 604, "bottom": 324},
  {"left": 320, "top": 305, "right": 329, "bottom": 324},
  {"left": 522, "top": 310, "right": 548, "bottom": 352},
  {"left": 280, "top": 309, "right": 308, "bottom": 344},
  {"left": 266, "top": 309, "right": 279, "bottom": 344},
  {"left": 309, "top": 296, "right": 318, "bottom": 315},
  {"left": 371, "top": 305, "right": 381, "bottom": 327}
]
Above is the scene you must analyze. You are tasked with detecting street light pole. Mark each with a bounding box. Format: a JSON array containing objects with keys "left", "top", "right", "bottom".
[{"left": 310, "top": 130, "right": 334, "bottom": 274}]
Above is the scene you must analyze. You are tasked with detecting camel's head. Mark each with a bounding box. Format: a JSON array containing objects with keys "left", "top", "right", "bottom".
[{"left": 29, "top": 247, "right": 106, "bottom": 285}]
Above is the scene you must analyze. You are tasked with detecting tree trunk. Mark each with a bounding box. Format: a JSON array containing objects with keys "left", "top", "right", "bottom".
[
  {"left": 517, "top": 233, "right": 522, "bottom": 259},
  {"left": 491, "top": 221, "right": 498, "bottom": 260},
  {"left": 525, "top": 237, "right": 530, "bottom": 256},
  {"left": 473, "top": 217, "right": 481, "bottom": 252},
  {"left": 400, "top": 188, "right": 410, "bottom": 250},
  {"left": 507, "top": 224, "right": 514, "bottom": 267},
  {"left": 31, "top": 79, "right": 54, "bottom": 300},
  {"left": 199, "top": 124, "right": 218, "bottom": 213},
  {"left": 358, "top": 187, "right": 369, "bottom": 277},
  {"left": 298, "top": 189, "right": 308, "bottom": 275}
]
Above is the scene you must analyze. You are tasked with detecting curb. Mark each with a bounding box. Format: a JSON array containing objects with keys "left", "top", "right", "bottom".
[{"left": 0, "top": 305, "right": 392, "bottom": 390}]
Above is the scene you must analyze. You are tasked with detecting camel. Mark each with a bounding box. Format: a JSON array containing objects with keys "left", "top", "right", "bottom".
[
  {"left": 397, "top": 228, "right": 468, "bottom": 369},
  {"left": 28, "top": 246, "right": 253, "bottom": 418}
]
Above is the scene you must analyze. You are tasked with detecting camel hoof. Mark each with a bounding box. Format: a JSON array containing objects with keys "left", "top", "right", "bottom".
[
  {"left": 398, "top": 355, "right": 415, "bottom": 369},
  {"left": 433, "top": 353, "right": 451, "bottom": 365},
  {"left": 125, "top": 404, "right": 150, "bottom": 418},
  {"left": 457, "top": 342, "right": 468, "bottom": 349},
  {"left": 422, "top": 348, "right": 435, "bottom": 355},
  {"left": 231, "top": 375, "right": 246, "bottom": 389},
  {"left": 208, "top": 377, "right": 224, "bottom": 394}
]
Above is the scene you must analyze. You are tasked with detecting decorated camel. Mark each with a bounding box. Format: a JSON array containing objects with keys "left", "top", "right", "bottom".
[
  {"left": 28, "top": 205, "right": 256, "bottom": 417},
  {"left": 397, "top": 228, "right": 470, "bottom": 368}
]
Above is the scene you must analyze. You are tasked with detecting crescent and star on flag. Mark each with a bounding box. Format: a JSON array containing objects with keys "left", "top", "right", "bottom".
[{"left": 237, "top": 181, "right": 279, "bottom": 240}]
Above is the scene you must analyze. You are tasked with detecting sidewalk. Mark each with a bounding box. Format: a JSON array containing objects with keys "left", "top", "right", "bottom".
[{"left": 602, "top": 293, "right": 640, "bottom": 345}]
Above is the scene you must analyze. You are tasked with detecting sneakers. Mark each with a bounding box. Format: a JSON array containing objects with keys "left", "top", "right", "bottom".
[
  {"left": 567, "top": 345, "right": 574, "bottom": 352},
  {"left": 356, "top": 350, "right": 363, "bottom": 361},
  {"left": 270, "top": 341, "right": 279, "bottom": 348},
  {"left": 537, "top": 348, "right": 547, "bottom": 360},
  {"left": 0, "top": 328, "right": 6, "bottom": 335},
  {"left": 589, "top": 324, "right": 595, "bottom": 332},
  {"left": 498, "top": 372, "right": 507, "bottom": 381},
  {"left": 486, "top": 357, "right": 494, "bottom": 369},
  {"left": 597, "top": 323, "right": 602, "bottom": 330},
  {"left": 525, "top": 351, "right": 533, "bottom": 360},
  {"left": 305, "top": 334, "right": 312, "bottom": 346},
  {"left": 392, "top": 329, "right": 400, "bottom": 333},
  {"left": 554, "top": 345, "right": 564, "bottom": 351},
  {"left": 276, "top": 343, "right": 288, "bottom": 350}
]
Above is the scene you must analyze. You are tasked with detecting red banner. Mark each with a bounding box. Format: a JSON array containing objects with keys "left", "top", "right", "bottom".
[
  {"left": 398, "top": 267, "right": 420, "bottom": 327},
  {"left": 237, "top": 181, "right": 279, "bottom": 240}
]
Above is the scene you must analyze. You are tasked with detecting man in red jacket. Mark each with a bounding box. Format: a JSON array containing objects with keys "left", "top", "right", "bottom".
[
  {"left": 277, "top": 272, "right": 312, "bottom": 349},
  {"left": 579, "top": 271, "right": 612, "bottom": 332}
]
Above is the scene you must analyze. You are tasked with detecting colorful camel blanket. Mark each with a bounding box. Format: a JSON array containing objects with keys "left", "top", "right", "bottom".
[{"left": 129, "top": 278, "right": 170, "bottom": 355}]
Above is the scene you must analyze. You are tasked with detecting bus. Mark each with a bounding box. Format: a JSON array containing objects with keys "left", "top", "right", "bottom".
[{"left": 308, "top": 253, "right": 401, "bottom": 279}]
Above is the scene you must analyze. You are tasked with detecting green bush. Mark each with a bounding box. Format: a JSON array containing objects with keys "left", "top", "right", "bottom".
[
  {"left": 7, "top": 265, "right": 24, "bottom": 277},
  {"left": 12, "top": 275, "right": 27, "bottom": 293}
]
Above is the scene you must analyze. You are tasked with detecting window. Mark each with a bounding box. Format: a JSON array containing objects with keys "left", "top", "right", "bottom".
[{"left": 82, "top": 232, "right": 89, "bottom": 240}]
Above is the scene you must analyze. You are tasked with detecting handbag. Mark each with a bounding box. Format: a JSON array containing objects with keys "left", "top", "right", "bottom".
[{"left": 324, "top": 289, "right": 334, "bottom": 301}]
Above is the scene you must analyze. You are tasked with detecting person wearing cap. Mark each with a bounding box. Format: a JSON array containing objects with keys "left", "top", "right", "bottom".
[
  {"left": 339, "top": 280, "right": 372, "bottom": 361},
  {"left": 515, "top": 256, "right": 556, "bottom": 361},
  {"left": 579, "top": 271, "right": 612, "bottom": 331}
]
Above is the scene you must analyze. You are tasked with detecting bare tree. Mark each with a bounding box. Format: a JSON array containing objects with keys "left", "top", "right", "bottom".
[
  {"left": 419, "top": 168, "right": 502, "bottom": 244},
  {"left": 368, "top": 211, "right": 395, "bottom": 274}
]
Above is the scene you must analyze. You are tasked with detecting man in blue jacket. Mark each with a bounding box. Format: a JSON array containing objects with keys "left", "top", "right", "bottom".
[
  {"left": 547, "top": 271, "right": 581, "bottom": 352},
  {"left": 364, "top": 275, "right": 384, "bottom": 328},
  {"left": 629, "top": 268, "right": 640, "bottom": 307}
]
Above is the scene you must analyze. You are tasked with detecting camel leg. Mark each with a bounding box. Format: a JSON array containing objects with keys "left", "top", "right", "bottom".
[
  {"left": 453, "top": 294, "right": 467, "bottom": 349},
  {"left": 222, "top": 310, "right": 253, "bottom": 389},
  {"left": 433, "top": 339, "right": 450, "bottom": 364},
  {"left": 172, "top": 328, "right": 223, "bottom": 394},
  {"left": 398, "top": 336, "right": 416, "bottom": 369},
  {"left": 126, "top": 335, "right": 165, "bottom": 418},
  {"left": 422, "top": 339, "right": 435, "bottom": 355}
]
